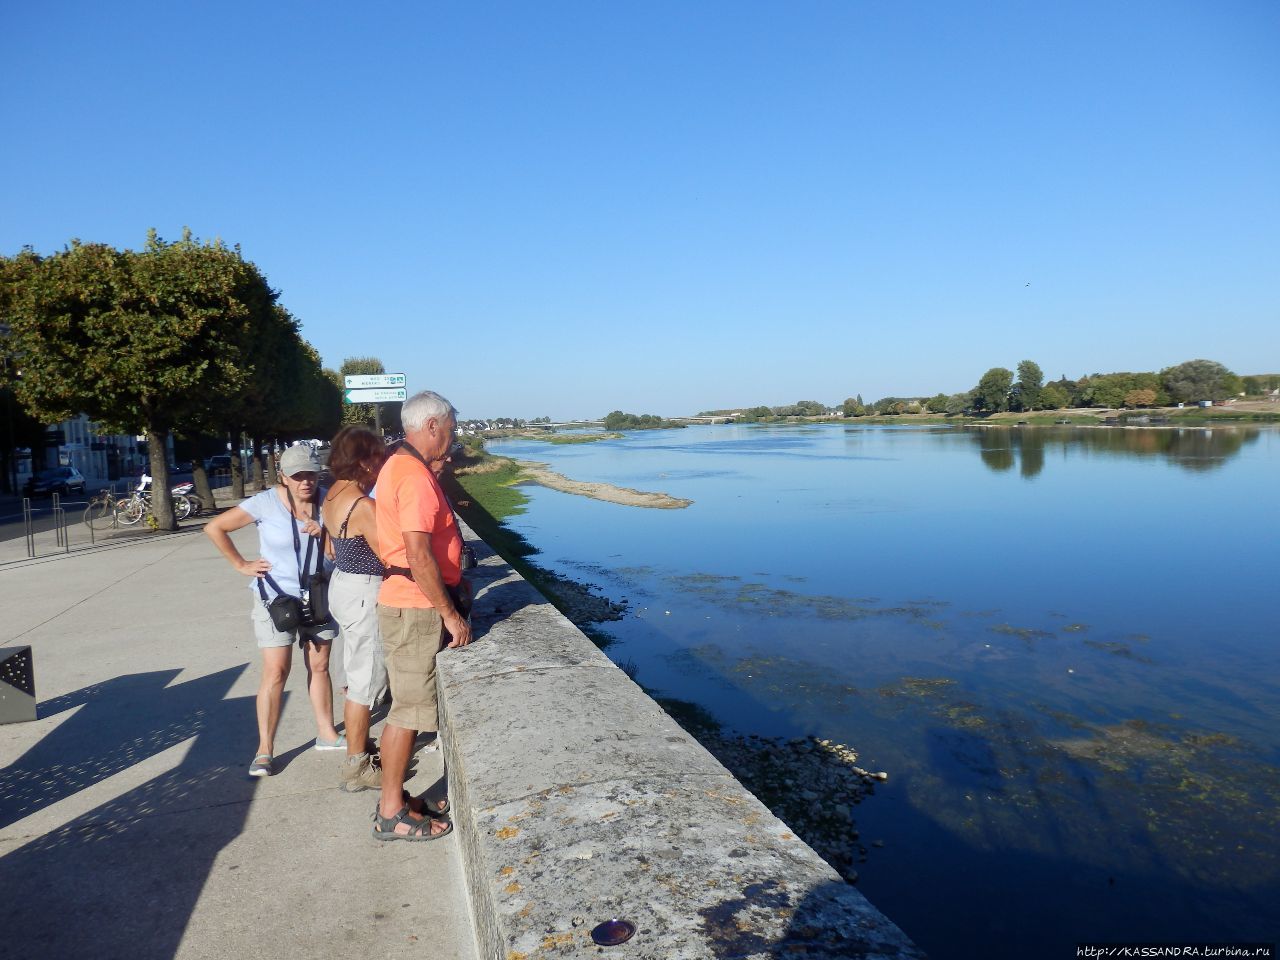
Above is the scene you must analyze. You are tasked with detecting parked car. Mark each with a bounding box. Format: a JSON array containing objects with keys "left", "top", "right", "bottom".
[
  {"left": 204, "top": 455, "right": 232, "bottom": 473},
  {"left": 24, "top": 466, "right": 87, "bottom": 498}
]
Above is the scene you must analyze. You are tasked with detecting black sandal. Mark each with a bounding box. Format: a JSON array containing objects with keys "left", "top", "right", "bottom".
[
  {"left": 396, "top": 789, "right": 450, "bottom": 818},
  {"left": 372, "top": 804, "right": 453, "bottom": 842}
]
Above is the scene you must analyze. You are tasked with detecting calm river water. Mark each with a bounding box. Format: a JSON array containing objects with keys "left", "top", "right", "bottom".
[{"left": 486, "top": 424, "right": 1279, "bottom": 959}]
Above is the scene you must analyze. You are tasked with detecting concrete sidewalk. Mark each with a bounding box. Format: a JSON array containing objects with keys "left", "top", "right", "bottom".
[{"left": 0, "top": 524, "right": 478, "bottom": 960}]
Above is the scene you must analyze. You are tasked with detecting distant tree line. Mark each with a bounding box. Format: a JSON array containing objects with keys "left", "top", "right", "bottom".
[
  {"left": 603, "top": 410, "right": 683, "bottom": 430},
  {"left": 696, "top": 358, "right": 1267, "bottom": 424}
]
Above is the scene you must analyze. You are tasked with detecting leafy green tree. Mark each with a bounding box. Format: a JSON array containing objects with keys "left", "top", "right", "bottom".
[
  {"left": 1046, "top": 376, "right": 1082, "bottom": 407},
  {"left": 1080, "top": 372, "right": 1166, "bottom": 408},
  {"left": 1012, "top": 360, "right": 1044, "bottom": 411},
  {"left": 1160, "top": 359, "right": 1240, "bottom": 403},
  {"left": 944, "top": 392, "right": 971, "bottom": 415},
  {"left": 603, "top": 411, "right": 669, "bottom": 430},
  {"left": 1039, "top": 383, "right": 1071, "bottom": 410},
  {"left": 973, "top": 368, "right": 1014, "bottom": 412},
  {"left": 339, "top": 355, "right": 386, "bottom": 429},
  {"left": 925, "top": 393, "right": 949, "bottom": 414},
  {"left": 3, "top": 231, "right": 276, "bottom": 529},
  {"left": 841, "top": 396, "right": 866, "bottom": 417}
]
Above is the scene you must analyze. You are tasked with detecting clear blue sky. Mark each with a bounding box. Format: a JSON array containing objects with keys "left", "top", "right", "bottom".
[{"left": 3, "top": 1, "right": 1277, "bottom": 420}]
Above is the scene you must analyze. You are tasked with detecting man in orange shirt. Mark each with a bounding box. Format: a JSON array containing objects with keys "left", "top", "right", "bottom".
[{"left": 372, "top": 390, "right": 471, "bottom": 841}]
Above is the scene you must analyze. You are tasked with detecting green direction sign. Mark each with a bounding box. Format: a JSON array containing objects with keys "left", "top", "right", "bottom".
[
  {"left": 344, "top": 387, "right": 408, "bottom": 403},
  {"left": 343, "top": 372, "right": 406, "bottom": 389}
]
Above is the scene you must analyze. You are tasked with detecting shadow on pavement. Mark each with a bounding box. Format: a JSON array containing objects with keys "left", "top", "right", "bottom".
[{"left": 0, "top": 664, "right": 276, "bottom": 959}]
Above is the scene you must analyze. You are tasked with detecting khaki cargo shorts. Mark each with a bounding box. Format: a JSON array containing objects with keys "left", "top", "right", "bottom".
[{"left": 377, "top": 603, "right": 444, "bottom": 733}]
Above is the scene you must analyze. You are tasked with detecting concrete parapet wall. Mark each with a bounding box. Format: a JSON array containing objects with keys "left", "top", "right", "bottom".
[{"left": 439, "top": 524, "right": 925, "bottom": 960}]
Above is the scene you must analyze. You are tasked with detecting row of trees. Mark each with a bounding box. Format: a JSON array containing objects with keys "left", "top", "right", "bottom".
[
  {"left": 603, "top": 411, "right": 675, "bottom": 430},
  {"left": 967, "top": 358, "right": 1247, "bottom": 413},
  {"left": 698, "top": 359, "right": 1265, "bottom": 424},
  {"left": 1, "top": 230, "right": 342, "bottom": 528}
]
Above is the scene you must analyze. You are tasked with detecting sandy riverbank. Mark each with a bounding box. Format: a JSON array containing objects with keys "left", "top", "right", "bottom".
[{"left": 511, "top": 458, "right": 693, "bottom": 509}]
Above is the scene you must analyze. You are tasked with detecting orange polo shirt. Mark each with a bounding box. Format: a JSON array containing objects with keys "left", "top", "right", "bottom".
[{"left": 374, "top": 451, "right": 462, "bottom": 609}]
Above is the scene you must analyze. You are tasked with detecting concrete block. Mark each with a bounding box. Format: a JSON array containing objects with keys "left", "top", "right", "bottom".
[{"left": 0, "top": 645, "right": 36, "bottom": 724}]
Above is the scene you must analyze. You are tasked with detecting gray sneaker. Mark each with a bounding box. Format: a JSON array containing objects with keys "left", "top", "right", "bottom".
[
  {"left": 248, "top": 754, "right": 273, "bottom": 778},
  {"left": 340, "top": 753, "right": 382, "bottom": 792}
]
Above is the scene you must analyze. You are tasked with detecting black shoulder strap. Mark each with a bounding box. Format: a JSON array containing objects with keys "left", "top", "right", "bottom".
[
  {"left": 284, "top": 486, "right": 320, "bottom": 588},
  {"left": 338, "top": 496, "right": 364, "bottom": 539}
]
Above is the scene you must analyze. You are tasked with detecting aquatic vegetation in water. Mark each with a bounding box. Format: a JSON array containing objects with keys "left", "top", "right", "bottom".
[
  {"left": 1061, "top": 623, "right": 1090, "bottom": 633},
  {"left": 1082, "top": 639, "right": 1153, "bottom": 663},
  {"left": 731, "top": 655, "right": 862, "bottom": 710},
  {"left": 989, "top": 623, "right": 1054, "bottom": 643},
  {"left": 875, "top": 676, "right": 1280, "bottom": 887},
  {"left": 669, "top": 573, "right": 944, "bottom": 626}
]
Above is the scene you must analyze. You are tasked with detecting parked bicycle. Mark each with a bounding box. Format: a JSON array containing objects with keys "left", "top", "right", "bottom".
[{"left": 83, "top": 476, "right": 195, "bottom": 529}]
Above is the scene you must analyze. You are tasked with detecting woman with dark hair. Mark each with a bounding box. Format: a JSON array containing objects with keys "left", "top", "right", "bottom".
[{"left": 323, "top": 426, "right": 392, "bottom": 791}]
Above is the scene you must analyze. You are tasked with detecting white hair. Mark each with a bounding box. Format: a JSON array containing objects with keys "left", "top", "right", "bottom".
[{"left": 401, "top": 390, "right": 456, "bottom": 433}]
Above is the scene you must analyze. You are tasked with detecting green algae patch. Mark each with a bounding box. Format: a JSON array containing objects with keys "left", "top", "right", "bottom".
[
  {"left": 990, "top": 623, "right": 1054, "bottom": 641},
  {"left": 1083, "top": 639, "right": 1153, "bottom": 663},
  {"left": 874, "top": 675, "right": 1280, "bottom": 887}
]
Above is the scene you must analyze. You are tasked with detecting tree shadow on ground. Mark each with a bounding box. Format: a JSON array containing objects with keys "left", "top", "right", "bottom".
[{"left": 0, "top": 665, "right": 293, "bottom": 959}]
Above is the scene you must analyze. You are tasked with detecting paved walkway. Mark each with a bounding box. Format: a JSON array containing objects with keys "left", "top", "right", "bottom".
[{"left": 0, "top": 519, "right": 478, "bottom": 960}]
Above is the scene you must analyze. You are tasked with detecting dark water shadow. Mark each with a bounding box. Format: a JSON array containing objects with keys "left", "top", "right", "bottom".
[
  {"left": 0, "top": 665, "right": 269, "bottom": 959},
  {"left": 969, "top": 426, "right": 1258, "bottom": 476}
]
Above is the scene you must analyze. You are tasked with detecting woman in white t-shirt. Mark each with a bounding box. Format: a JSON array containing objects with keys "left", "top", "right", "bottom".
[{"left": 205, "top": 445, "right": 344, "bottom": 777}]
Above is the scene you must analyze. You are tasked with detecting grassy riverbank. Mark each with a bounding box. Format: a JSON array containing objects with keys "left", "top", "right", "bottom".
[{"left": 444, "top": 453, "right": 625, "bottom": 640}]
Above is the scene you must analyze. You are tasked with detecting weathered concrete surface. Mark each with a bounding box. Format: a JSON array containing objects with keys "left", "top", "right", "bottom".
[
  {"left": 438, "top": 530, "right": 925, "bottom": 960},
  {"left": 0, "top": 526, "right": 478, "bottom": 960}
]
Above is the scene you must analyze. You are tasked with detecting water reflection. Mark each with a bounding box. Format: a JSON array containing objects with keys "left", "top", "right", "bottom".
[{"left": 970, "top": 426, "right": 1257, "bottom": 475}]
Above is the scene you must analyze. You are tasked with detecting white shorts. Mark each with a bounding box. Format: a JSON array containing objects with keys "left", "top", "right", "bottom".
[{"left": 330, "top": 569, "right": 387, "bottom": 707}]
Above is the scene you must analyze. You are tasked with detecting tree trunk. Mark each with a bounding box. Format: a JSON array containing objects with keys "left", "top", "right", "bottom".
[
  {"left": 230, "top": 431, "right": 245, "bottom": 499},
  {"left": 147, "top": 428, "right": 176, "bottom": 531},
  {"left": 265, "top": 442, "right": 278, "bottom": 486},
  {"left": 191, "top": 462, "right": 215, "bottom": 512},
  {"left": 252, "top": 437, "right": 266, "bottom": 490}
]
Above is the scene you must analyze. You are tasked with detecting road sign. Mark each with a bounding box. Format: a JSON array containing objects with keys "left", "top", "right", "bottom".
[
  {"left": 343, "top": 373, "right": 406, "bottom": 389},
  {"left": 344, "top": 387, "right": 408, "bottom": 404}
]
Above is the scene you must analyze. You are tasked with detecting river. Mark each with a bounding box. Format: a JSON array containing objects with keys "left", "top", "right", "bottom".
[{"left": 485, "top": 423, "right": 1279, "bottom": 959}]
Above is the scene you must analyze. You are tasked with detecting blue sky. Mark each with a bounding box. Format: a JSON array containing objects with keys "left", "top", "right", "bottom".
[{"left": 3, "top": 1, "right": 1277, "bottom": 420}]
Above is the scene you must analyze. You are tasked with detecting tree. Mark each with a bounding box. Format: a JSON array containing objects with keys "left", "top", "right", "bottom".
[
  {"left": 1080, "top": 372, "right": 1165, "bottom": 409},
  {"left": 339, "top": 355, "right": 387, "bottom": 430},
  {"left": 1012, "top": 360, "right": 1044, "bottom": 411},
  {"left": 944, "top": 392, "right": 971, "bottom": 416},
  {"left": 1124, "top": 388, "right": 1158, "bottom": 408},
  {"left": 841, "top": 396, "right": 866, "bottom": 417},
  {"left": 925, "top": 393, "right": 949, "bottom": 414},
  {"left": 1161, "top": 359, "right": 1240, "bottom": 403},
  {"left": 3, "top": 231, "right": 277, "bottom": 529},
  {"left": 973, "top": 368, "right": 1014, "bottom": 413},
  {"left": 1040, "top": 383, "right": 1071, "bottom": 410}
]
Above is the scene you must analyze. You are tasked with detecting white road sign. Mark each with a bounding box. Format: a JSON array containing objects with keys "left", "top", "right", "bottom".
[
  {"left": 344, "top": 387, "right": 408, "bottom": 403},
  {"left": 343, "top": 373, "right": 407, "bottom": 389}
]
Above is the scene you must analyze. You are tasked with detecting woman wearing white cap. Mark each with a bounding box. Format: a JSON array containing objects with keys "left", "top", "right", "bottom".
[{"left": 205, "top": 445, "right": 344, "bottom": 777}]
